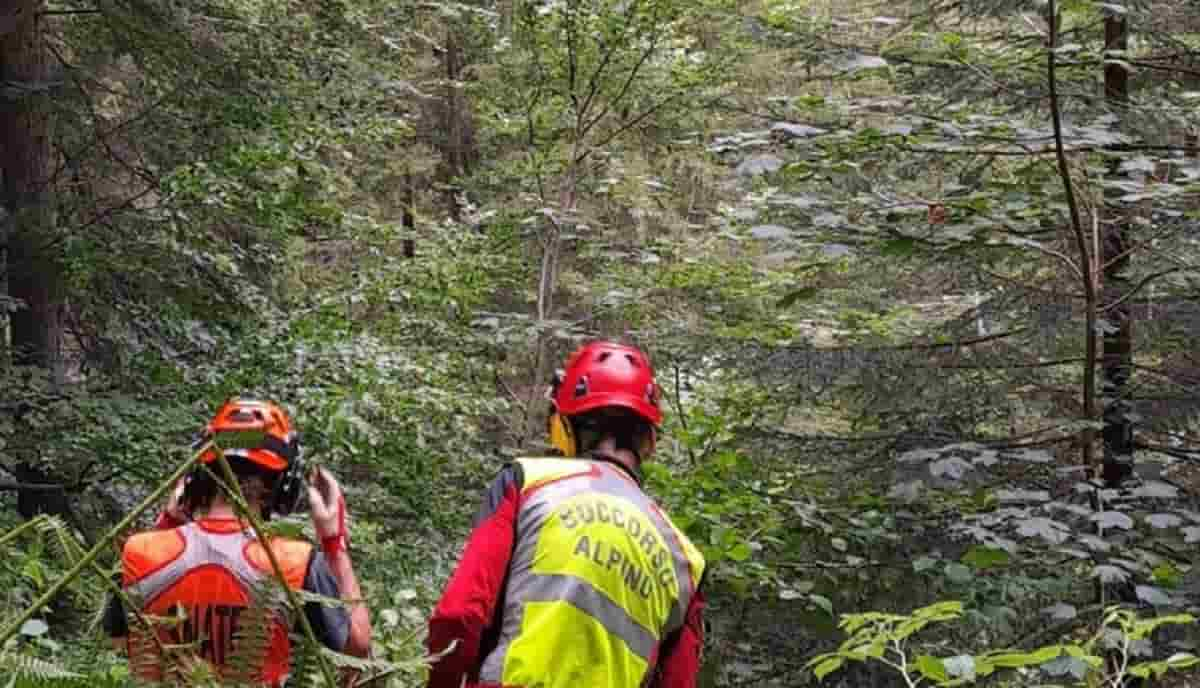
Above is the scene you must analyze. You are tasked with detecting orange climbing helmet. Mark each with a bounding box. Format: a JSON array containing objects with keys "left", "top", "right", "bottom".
[
  {"left": 198, "top": 398, "right": 299, "bottom": 471},
  {"left": 552, "top": 341, "right": 663, "bottom": 427}
]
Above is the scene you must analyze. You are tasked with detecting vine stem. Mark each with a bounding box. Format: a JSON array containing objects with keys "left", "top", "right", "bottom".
[
  {"left": 0, "top": 516, "right": 46, "bottom": 549},
  {"left": 0, "top": 444, "right": 205, "bottom": 647},
  {"left": 209, "top": 455, "right": 340, "bottom": 688},
  {"left": 1, "top": 513, "right": 168, "bottom": 658},
  {"left": 34, "top": 513, "right": 172, "bottom": 659}
]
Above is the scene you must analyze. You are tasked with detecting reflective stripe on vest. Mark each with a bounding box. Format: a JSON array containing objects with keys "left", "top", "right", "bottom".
[
  {"left": 126, "top": 524, "right": 271, "bottom": 605},
  {"left": 123, "top": 522, "right": 310, "bottom": 685},
  {"left": 479, "top": 458, "right": 706, "bottom": 688}
]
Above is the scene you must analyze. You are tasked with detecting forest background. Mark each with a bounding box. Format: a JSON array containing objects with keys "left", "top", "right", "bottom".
[{"left": 0, "top": 0, "right": 1199, "bottom": 685}]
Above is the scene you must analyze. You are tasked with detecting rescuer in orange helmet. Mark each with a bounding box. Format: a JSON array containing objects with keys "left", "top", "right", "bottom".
[
  {"left": 426, "top": 341, "right": 707, "bottom": 688},
  {"left": 102, "top": 398, "right": 371, "bottom": 685}
]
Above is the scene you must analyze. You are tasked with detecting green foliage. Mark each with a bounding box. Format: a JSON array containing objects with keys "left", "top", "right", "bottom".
[
  {"left": 0, "top": 445, "right": 440, "bottom": 688},
  {"left": 6, "top": 0, "right": 1200, "bottom": 684},
  {"left": 810, "top": 600, "right": 1198, "bottom": 687}
]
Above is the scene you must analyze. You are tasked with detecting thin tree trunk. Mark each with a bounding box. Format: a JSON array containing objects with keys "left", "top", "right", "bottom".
[
  {"left": 402, "top": 169, "right": 415, "bottom": 258},
  {"left": 499, "top": 0, "right": 517, "bottom": 38},
  {"left": 1100, "top": 14, "right": 1134, "bottom": 487},
  {"left": 1046, "top": 1, "right": 1097, "bottom": 472},
  {"left": 441, "top": 27, "right": 471, "bottom": 221},
  {"left": 525, "top": 146, "right": 578, "bottom": 449}
]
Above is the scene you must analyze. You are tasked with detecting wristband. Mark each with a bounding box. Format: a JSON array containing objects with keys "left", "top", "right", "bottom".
[{"left": 321, "top": 533, "right": 348, "bottom": 558}]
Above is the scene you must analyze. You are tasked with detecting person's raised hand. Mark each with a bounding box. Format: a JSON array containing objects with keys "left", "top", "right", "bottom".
[
  {"left": 154, "top": 477, "right": 190, "bottom": 529},
  {"left": 307, "top": 467, "right": 349, "bottom": 556}
]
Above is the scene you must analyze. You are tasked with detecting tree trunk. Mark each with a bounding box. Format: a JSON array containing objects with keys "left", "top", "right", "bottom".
[
  {"left": 440, "top": 27, "right": 475, "bottom": 221},
  {"left": 1, "top": 0, "right": 66, "bottom": 520},
  {"left": 402, "top": 169, "right": 415, "bottom": 259},
  {"left": 1, "top": 0, "right": 60, "bottom": 375},
  {"left": 499, "top": 0, "right": 517, "bottom": 38},
  {"left": 1100, "top": 14, "right": 1133, "bottom": 488},
  {"left": 524, "top": 150, "right": 578, "bottom": 449}
]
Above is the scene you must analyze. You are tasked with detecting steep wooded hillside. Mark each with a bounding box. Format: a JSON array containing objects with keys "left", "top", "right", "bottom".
[{"left": 0, "top": 0, "right": 1198, "bottom": 686}]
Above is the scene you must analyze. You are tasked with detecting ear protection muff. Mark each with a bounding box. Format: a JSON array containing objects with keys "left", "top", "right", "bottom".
[
  {"left": 178, "top": 432, "right": 216, "bottom": 514},
  {"left": 546, "top": 369, "right": 577, "bottom": 457},
  {"left": 548, "top": 413, "right": 577, "bottom": 457},
  {"left": 270, "top": 447, "right": 307, "bottom": 516},
  {"left": 268, "top": 433, "right": 305, "bottom": 516}
]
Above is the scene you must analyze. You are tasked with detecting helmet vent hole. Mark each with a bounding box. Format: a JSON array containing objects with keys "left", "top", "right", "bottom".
[
  {"left": 625, "top": 354, "right": 639, "bottom": 367},
  {"left": 574, "top": 377, "right": 588, "bottom": 398},
  {"left": 597, "top": 352, "right": 611, "bottom": 363}
]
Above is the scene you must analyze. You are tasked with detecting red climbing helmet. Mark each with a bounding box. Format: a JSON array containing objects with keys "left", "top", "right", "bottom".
[{"left": 552, "top": 341, "right": 663, "bottom": 426}]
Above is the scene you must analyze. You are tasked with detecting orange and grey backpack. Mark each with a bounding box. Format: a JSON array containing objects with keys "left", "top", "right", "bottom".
[{"left": 122, "top": 518, "right": 313, "bottom": 685}]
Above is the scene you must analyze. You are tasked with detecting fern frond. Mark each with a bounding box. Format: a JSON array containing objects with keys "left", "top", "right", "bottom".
[
  {"left": 128, "top": 626, "right": 167, "bottom": 680},
  {"left": 31, "top": 516, "right": 85, "bottom": 566},
  {"left": 226, "top": 583, "right": 278, "bottom": 686},
  {"left": 286, "top": 637, "right": 325, "bottom": 688},
  {"left": 316, "top": 647, "right": 411, "bottom": 674},
  {"left": 0, "top": 650, "right": 85, "bottom": 683},
  {"left": 289, "top": 588, "right": 362, "bottom": 609}
]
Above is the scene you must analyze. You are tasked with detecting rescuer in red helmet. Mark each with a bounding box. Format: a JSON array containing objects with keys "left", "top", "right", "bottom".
[
  {"left": 426, "top": 341, "right": 707, "bottom": 688},
  {"left": 102, "top": 398, "right": 372, "bottom": 685}
]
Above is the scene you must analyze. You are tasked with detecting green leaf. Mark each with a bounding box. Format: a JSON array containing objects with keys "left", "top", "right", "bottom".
[
  {"left": 778, "top": 286, "right": 820, "bottom": 308},
  {"left": 1152, "top": 563, "right": 1181, "bottom": 588},
  {"left": 880, "top": 237, "right": 917, "bottom": 256},
  {"left": 18, "top": 620, "right": 48, "bottom": 637},
  {"left": 916, "top": 655, "right": 947, "bottom": 682},
  {"left": 812, "top": 656, "right": 844, "bottom": 681},
  {"left": 944, "top": 655, "right": 976, "bottom": 680},
  {"left": 726, "top": 542, "right": 753, "bottom": 562},
  {"left": 914, "top": 601, "right": 964, "bottom": 619},
  {"left": 1167, "top": 652, "right": 1200, "bottom": 668},
  {"left": 987, "top": 646, "right": 1063, "bottom": 668},
  {"left": 961, "top": 545, "right": 1009, "bottom": 570},
  {"left": 913, "top": 556, "right": 938, "bottom": 573},
  {"left": 810, "top": 594, "right": 834, "bottom": 616},
  {"left": 944, "top": 563, "right": 973, "bottom": 584}
]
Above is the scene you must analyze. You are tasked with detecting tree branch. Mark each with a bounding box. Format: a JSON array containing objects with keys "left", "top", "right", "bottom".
[
  {"left": 669, "top": 360, "right": 697, "bottom": 466},
  {"left": 1101, "top": 267, "right": 1187, "bottom": 313},
  {"left": 576, "top": 90, "right": 690, "bottom": 165},
  {"left": 39, "top": 9, "right": 101, "bottom": 16},
  {"left": 577, "top": 0, "right": 641, "bottom": 124},
  {"left": 578, "top": 0, "right": 664, "bottom": 141},
  {"left": 1130, "top": 58, "right": 1200, "bottom": 79}
]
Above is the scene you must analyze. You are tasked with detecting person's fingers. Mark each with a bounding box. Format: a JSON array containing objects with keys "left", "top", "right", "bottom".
[
  {"left": 307, "top": 482, "right": 329, "bottom": 519},
  {"left": 314, "top": 467, "right": 344, "bottom": 505}
]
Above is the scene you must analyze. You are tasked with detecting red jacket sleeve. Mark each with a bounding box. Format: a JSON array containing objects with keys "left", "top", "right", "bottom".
[
  {"left": 650, "top": 584, "right": 707, "bottom": 688},
  {"left": 426, "top": 466, "right": 521, "bottom": 688}
]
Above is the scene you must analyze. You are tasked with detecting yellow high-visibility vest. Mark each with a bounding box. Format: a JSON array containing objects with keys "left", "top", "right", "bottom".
[{"left": 478, "top": 457, "right": 705, "bottom": 688}]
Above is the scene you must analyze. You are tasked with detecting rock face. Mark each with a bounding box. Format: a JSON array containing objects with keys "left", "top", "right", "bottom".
[
  {"left": 735, "top": 154, "right": 784, "bottom": 178},
  {"left": 750, "top": 224, "right": 792, "bottom": 240},
  {"left": 729, "top": 207, "right": 759, "bottom": 223},
  {"left": 821, "top": 243, "right": 854, "bottom": 258},
  {"left": 771, "top": 122, "right": 826, "bottom": 140}
]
